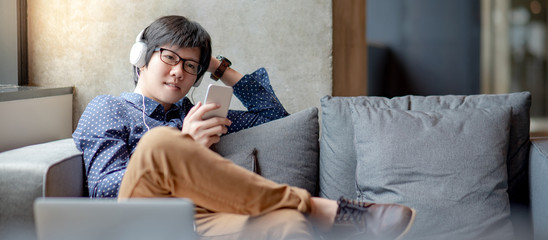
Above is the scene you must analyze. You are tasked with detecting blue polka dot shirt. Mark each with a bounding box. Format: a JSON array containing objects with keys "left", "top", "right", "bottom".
[{"left": 73, "top": 68, "right": 289, "bottom": 198}]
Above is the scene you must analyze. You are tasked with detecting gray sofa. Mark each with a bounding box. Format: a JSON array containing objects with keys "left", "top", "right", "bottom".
[{"left": 1, "top": 92, "right": 548, "bottom": 240}]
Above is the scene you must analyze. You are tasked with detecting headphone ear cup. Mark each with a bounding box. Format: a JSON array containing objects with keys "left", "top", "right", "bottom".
[
  {"left": 193, "top": 75, "right": 203, "bottom": 87},
  {"left": 130, "top": 41, "right": 147, "bottom": 68}
]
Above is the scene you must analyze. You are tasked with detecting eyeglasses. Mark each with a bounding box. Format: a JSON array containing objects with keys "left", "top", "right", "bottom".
[{"left": 154, "top": 48, "right": 203, "bottom": 75}]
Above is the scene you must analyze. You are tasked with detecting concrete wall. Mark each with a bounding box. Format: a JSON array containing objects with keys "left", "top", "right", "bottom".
[{"left": 27, "top": 0, "right": 333, "bottom": 130}]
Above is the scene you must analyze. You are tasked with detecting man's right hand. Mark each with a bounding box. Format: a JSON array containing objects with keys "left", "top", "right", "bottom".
[{"left": 181, "top": 101, "right": 232, "bottom": 147}]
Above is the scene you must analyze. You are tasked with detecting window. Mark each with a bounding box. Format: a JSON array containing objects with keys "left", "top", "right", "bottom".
[
  {"left": 482, "top": 0, "right": 548, "bottom": 135},
  {"left": 483, "top": 0, "right": 547, "bottom": 117},
  {"left": 0, "top": 0, "right": 27, "bottom": 86}
]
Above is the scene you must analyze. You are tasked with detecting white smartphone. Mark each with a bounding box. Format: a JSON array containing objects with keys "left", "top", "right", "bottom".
[{"left": 202, "top": 84, "right": 233, "bottom": 120}]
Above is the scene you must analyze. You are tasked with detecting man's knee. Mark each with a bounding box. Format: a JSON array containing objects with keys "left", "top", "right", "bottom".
[
  {"left": 130, "top": 127, "right": 197, "bottom": 168},
  {"left": 140, "top": 127, "right": 182, "bottom": 149},
  {"left": 137, "top": 127, "right": 199, "bottom": 155}
]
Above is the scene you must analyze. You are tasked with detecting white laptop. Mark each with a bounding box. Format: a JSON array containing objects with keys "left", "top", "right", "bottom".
[{"left": 34, "top": 197, "right": 197, "bottom": 240}]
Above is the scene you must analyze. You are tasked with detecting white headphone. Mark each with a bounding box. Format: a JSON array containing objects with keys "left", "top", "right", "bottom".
[{"left": 129, "top": 29, "right": 204, "bottom": 87}]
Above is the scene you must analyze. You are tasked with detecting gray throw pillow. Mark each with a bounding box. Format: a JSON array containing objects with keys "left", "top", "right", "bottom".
[
  {"left": 211, "top": 107, "right": 319, "bottom": 195},
  {"left": 352, "top": 106, "right": 513, "bottom": 240},
  {"left": 319, "top": 92, "right": 531, "bottom": 203}
]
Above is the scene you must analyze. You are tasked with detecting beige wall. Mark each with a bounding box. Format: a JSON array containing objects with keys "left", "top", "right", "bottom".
[{"left": 27, "top": 0, "right": 333, "bottom": 130}]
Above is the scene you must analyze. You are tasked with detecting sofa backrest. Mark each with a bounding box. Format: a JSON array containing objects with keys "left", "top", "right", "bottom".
[
  {"left": 318, "top": 92, "right": 532, "bottom": 239},
  {"left": 319, "top": 92, "right": 532, "bottom": 205}
]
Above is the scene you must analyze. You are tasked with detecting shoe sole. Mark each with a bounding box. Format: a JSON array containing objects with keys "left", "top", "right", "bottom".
[{"left": 395, "top": 208, "right": 416, "bottom": 240}]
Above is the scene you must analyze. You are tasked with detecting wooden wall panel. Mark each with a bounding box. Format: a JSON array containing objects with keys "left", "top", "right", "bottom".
[{"left": 332, "top": 0, "right": 367, "bottom": 96}]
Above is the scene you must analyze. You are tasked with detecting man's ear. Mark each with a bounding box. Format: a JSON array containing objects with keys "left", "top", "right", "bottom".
[{"left": 139, "top": 66, "right": 146, "bottom": 74}]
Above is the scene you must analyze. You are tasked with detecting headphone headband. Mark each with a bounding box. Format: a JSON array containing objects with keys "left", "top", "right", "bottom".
[{"left": 135, "top": 29, "right": 144, "bottom": 42}]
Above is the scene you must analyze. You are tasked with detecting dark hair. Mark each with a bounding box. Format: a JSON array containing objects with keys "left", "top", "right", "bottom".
[{"left": 133, "top": 15, "right": 212, "bottom": 85}]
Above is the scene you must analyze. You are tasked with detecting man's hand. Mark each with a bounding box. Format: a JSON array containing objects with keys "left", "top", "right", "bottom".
[{"left": 182, "top": 102, "right": 232, "bottom": 147}]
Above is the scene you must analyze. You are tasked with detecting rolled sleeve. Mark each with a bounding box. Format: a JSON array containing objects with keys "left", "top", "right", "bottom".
[{"left": 227, "top": 68, "right": 289, "bottom": 133}]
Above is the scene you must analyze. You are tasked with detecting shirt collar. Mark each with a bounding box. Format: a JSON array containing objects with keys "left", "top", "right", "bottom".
[{"left": 121, "top": 92, "right": 166, "bottom": 116}]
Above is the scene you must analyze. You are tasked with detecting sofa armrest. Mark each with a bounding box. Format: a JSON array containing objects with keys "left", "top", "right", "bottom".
[
  {"left": 530, "top": 137, "right": 548, "bottom": 239},
  {"left": 0, "top": 138, "right": 84, "bottom": 238}
]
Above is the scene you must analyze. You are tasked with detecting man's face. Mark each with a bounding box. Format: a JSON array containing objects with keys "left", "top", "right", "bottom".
[{"left": 138, "top": 45, "right": 201, "bottom": 110}]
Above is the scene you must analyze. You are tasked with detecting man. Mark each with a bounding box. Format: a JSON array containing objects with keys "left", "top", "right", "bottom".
[{"left": 73, "top": 15, "right": 415, "bottom": 239}]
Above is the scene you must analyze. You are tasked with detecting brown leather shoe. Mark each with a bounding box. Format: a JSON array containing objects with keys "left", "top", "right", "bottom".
[{"left": 326, "top": 197, "right": 416, "bottom": 240}]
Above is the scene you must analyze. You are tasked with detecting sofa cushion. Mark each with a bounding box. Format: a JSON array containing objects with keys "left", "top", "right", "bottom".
[
  {"left": 351, "top": 106, "right": 513, "bottom": 239},
  {"left": 211, "top": 107, "right": 319, "bottom": 195},
  {"left": 319, "top": 92, "right": 531, "bottom": 203}
]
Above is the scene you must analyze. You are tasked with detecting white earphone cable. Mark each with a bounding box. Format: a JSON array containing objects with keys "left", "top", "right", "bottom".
[
  {"left": 142, "top": 94, "right": 151, "bottom": 132},
  {"left": 135, "top": 66, "right": 151, "bottom": 132}
]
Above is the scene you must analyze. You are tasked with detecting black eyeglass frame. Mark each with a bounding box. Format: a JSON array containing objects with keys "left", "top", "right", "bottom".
[{"left": 154, "top": 47, "right": 203, "bottom": 75}]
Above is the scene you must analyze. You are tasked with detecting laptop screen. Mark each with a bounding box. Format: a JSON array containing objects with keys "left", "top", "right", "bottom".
[{"left": 34, "top": 198, "right": 196, "bottom": 240}]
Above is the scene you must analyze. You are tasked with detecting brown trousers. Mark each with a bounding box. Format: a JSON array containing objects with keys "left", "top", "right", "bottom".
[{"left": 118, "top": 127, "right": 314, "bottom": 239}]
